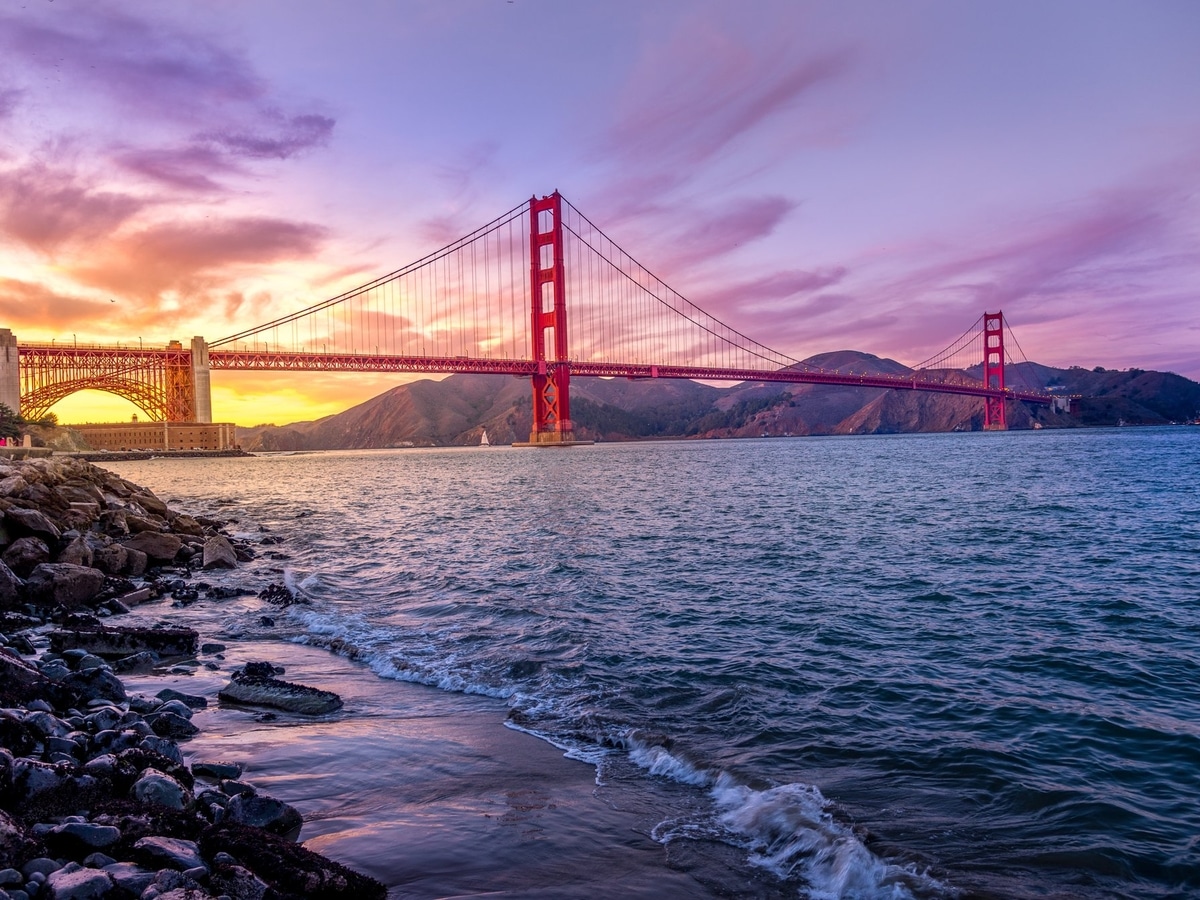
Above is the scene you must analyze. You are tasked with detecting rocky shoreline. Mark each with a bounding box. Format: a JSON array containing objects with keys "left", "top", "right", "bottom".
[{"left": 0, "top": 457, "right": 386, "bottom": 900}]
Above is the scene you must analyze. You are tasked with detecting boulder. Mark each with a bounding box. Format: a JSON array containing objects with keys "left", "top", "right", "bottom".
[
  {"left": 131, "top": 491, "right": 170, "bottom": 519},
  {"left": 90, "top": 544, "right": 128, "bottom": 576},
  {"left": 49, "top": 625, "right": 199, "bottom": 659},
  {"left": 0, "top": 651, "right": 63, "bottom": 707},
  {"left": 226, "top": 794, "right": 303, "bottom": 839},
  {"left": 218, "top": 669, "right": 343, "bottom": 715},
  {"left": 0, "top": 475, "right": 28, "bottom": 497},
  {"left": 102, "top": 861, "right": 158, "bottom": 897},
  {"left": 60, "top": 666, "right": 127, "bottom": 704},
  {"left": 122, "top": 532, "right": 182, "bottom": 564},
  {"left": 132, "top": 771, "right": 192, "bottom": 811},
  {"left": 0, "top": 809, "right": 39, "bottom": 869},
  {"left": 169, "top": 514, "right": 205, "bottom": 537},
  {"left": 56, "top": 535, "right": 94, "bottom": 568},
  {"left": 0, "top": 560, "right": 22, "bottom": 608},
  {"left": 202, "top": 536, "right": 238, "bottom": 570},
  {"left": 46, "top": 866, "right": 115, "bottom": 900},
  {"left": 123, "top": 548, "right": 148, "bottom": 577},
  {"left": 132, "top": 836, "right": 204, "bottom": 871},
  {"left": 4, "top": 507, "right": 61, "bottom": 542},
  {"left": 25, "top": 563, "right": 106, "bottom": 608},
  {"left": 2, "top": 536, "right": 50, "bottom": 578}
]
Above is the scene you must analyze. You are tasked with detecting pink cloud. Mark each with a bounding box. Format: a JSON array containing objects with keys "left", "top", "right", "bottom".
[
  {"left": 69, "top": 217, "right": 327, "bottom": 301},
  {"left": 0, "top": 162, "right": 146, "bottom": 253},
  {"left": 660, "top": 195, "right": 798, "bottom": 270},
  {"left": 0, "top": 278, "right": 113, "bottom": 329}
]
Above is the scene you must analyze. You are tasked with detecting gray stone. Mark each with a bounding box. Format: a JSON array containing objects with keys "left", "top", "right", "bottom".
[
  {"left": 132, "top": 836, "right": 204, "bottom": 871},
  {"left": 131, "top": 770, "right": 191, "bottom": 810},
  {"left": 169, "top": 514, "right": 204, "bottom": 537},
  {"left": 201, "top": 536, "right": 238, "bottom": 570},
  {"left": 139, "top": 736, "right": 184, "bottom": 764},
  {"left": 19, "top": 859, "right": 59, "bottom": 879},
  {"left": 25, "top": 564, "right": 106, "bottom": 608},
  {"left": 100, "top": 862, "right": 156, "bottom": 897},
  {"left": 0, "top": 868, "right": 21, "bottom": 886},
  {"left": 209, "top": 864, "right": 268, "bottom": 900},
  {"left": 0, "top": 475, "right": 28, "bottom": 497},
  {"left": 45, "top": 866, "right": 113, "bottom": 900},
  {"left": 130, "top": 492, "right": 169, "bottom": 519}
]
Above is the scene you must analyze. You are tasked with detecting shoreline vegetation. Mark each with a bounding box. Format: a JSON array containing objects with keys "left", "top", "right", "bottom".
[{"left": 0, "top": 455, "right": 387, "bottom": 900}]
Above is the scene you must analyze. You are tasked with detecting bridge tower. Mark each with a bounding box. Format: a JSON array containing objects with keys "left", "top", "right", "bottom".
[
  {"left": 524, "top": 191, "right": 577, "bottom": 444},
  {"left": 983, "top": 311, "right": 1006, "bottom": 430},
  {"left": 191, "top": 337, "right": 213, "bottom": 423},
  {"left": 0, "top": 329, "right": 19, "bottom": 416}
]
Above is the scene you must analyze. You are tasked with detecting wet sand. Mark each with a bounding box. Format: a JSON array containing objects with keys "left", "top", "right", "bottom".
[{"left": 122, "top": 638, "right": 704, "bottom": 899}]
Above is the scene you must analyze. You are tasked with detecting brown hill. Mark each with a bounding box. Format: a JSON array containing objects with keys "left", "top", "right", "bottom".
[{"left": 235, "top": 354, "right": 1200, "bottom": 450}]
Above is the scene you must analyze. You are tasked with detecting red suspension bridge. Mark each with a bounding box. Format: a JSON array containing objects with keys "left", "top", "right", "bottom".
[{"left": 2, "top": 192, "right": 1057, "bottom": 440}]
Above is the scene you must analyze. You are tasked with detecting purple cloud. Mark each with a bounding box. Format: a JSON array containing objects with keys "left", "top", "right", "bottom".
[
  {"left": 0, "top": 89, "right": 20, "bottom": 120},
  {"left": 200, "top": 112, "right": 335, "bottom": 161},
  {"left": 116, "top": 145, "right": 240, "bottom": 192},
  {"left": 604, "top": 27, "right": 852, "bottom": 171}
]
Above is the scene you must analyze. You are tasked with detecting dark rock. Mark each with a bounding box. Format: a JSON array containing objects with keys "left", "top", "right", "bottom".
[
  {"left": 122, "top": 532, "right": 182, "bottom": 564},
  {"left": 191, "top": 762, "right": 242, "bottom": 780},
  {"left": 201, "top": 536, "right": 238, "bottom": 570},
  {"left": 55, "top": 536, "right": 93, "bottom": 568},
  {"left": 131, "top": 771, "right": 192, "bottom": 810},
  {"left": 156, "top": 689, "right": 208, "bottom": 710},
  {"left": 258, "top": 583, "right": 300, "bottom": 606},
  {"left": 113, "top": 748, "right": 194, "bottom": 789},
  {"left": 25, "top": 564, "right": 106, "bottom": 609},
  {"left": 125, "top": 514, "right": 167, "bottom": 534},
  {"left": 4, "top": 508, "right": 61, "bottom": 543},
  {"left": 199, "top": 822, "right": 387, "bottom": 900},
  {"left": 111, "top": 651, "right": 158, "bottom": 674},
  {"left": 122, "top": 548, "right": 148, "bottom": 578},
  {"left": 59, "top": 666, "right": 127, "bottom": 705},
  {"left": 132, "top": 835, "right": 204, "bottom": 871},
  {"left": 0, "top": 810, "right": 39, "bottom": 870},
  {"left": 89, "top": 544, "right": 128, "bottom": 576},
  {"left": 45, "top": 822, "right": 122, "bottom": 850},
  {"left": 0, "top": 712, "right": 38, "bottom": 756},
  {"left": 48, "top": 625, "right": 199, "bottom": 659},
  {"left": 225, "top": 794, "right": 303, "bottom": 839},
  {"left": 130, "top": 492, "right": 169, "bottom": 519},
  {"left": 209, "top": 861, "right": 269, "bottom": 900},
  {"left": 0, "top": 653, "right": 66, "bottom": 709},
  {"left": 8, "top": 758, "right": 100, "bottom": 816},
  {"left": 0, "top": 561, "right": 24, "bottom": 608},
  {"left": 169, "top": 515, "right": 205, "bottom": 537},
  {"left": 2, "top": 538, "right": 51, "bottom": 579},
  {"left": 199, "top": 643, "right": 226, "bottom": 654},
  {"left": 146, "top": 711, "right": 199, "bottom": 739}
]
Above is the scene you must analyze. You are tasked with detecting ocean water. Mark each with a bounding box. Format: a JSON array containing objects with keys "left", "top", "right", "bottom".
[{"left": 105, "top": 427, "right": 1200, "bottom": 899}]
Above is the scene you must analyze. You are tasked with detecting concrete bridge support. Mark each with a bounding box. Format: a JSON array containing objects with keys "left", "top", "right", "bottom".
[
  {"left": 0, "top": 329, "right": 19, "bottom": 416},
  {"left": 190, "top": 336, "right": 212, "bottom": 423}
]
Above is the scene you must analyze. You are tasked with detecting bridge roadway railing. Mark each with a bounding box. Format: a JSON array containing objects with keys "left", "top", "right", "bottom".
[{"left": 206, "top": 349, "right": 1053, "bottom": 405}]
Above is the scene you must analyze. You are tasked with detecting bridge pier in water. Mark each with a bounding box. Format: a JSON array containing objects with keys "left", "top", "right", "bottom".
[
  {"left": 516, "top": 191, "right": 592, "bottom": 447},
  {"left": 0, "top": 330, "right": 19, "bottom": 415}
]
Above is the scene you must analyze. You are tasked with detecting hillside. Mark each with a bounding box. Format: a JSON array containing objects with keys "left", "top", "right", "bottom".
[{"left": 236, "top": 355, "right": 1200, "bottom": 450}]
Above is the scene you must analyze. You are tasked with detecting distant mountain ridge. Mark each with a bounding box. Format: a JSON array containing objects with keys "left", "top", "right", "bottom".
[{"left": 236, "top": 352, "right": 1200, "bottom": 450}]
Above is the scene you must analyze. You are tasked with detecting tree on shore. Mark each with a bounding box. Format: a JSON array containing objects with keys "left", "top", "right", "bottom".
[{"left": 0, "top": 403, "right": 24, "bottom": 441}]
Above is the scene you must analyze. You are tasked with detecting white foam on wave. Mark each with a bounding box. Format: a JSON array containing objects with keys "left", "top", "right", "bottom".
[
  {"left": 626, "top": 736, "right": 714, "bottom": 787},
  {"left": 711, "top": 775, "right": 950, "bottom": 899}
]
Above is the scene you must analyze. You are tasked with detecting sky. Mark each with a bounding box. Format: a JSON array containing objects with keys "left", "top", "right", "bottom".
[{"left": 2, "top": 0, "right": 1198, "bottom": 426}]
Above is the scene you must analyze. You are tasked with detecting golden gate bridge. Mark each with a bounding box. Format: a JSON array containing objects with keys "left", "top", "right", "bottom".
[{"left": 2, "top": 192, "right": 1056, "bottom": 441}]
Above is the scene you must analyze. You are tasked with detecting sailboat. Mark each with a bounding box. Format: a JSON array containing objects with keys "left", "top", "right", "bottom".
[{"left": 480, "top": 429, "right": 490, "bottom": 447}]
